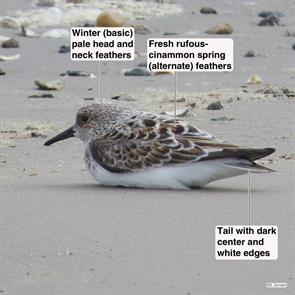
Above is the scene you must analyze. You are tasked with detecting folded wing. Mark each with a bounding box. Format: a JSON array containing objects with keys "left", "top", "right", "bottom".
[{"left": 89, "top": 115, "right": 275, "bottom": 173}]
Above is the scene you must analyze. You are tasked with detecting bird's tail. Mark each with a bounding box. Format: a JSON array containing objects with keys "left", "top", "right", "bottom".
[{"left": 221, "top": 160, "right": 276, "bottom": 173}]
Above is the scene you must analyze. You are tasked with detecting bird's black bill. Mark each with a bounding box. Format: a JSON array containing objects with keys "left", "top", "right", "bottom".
[{"left": 44, "top": 126, "right": 74, "bottom": 146}]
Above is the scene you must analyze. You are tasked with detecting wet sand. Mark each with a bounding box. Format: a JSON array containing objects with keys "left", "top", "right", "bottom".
[{"left": 0, "top": 0, "right": 294, "bottom": 294}]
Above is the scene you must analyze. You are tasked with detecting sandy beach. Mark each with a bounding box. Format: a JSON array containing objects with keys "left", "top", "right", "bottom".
[{"left": 0, "top": 0, "right": 294, "bottom": 294}]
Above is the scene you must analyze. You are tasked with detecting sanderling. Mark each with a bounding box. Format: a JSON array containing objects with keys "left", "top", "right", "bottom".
[{"left": 44, "top": 103, "right": 275, "bottom": 189}]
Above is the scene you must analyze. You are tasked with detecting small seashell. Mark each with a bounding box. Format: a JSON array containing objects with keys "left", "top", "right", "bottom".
[
  {"left": 96, "top": 11, "right": 125, "bottom": 27},
  {"left": 184, "top": 30, "right": 200, "bottom": 36},
  {"left": 0, "top": 17, "right": 19, "bottom": 29},
  {"left": 153, "top": 71, "right": 174, "bottom": 75},
  {"left": 247, "top": 74, "right": 262, "bottom": 84},
  {"left": 0, "top": 54, "right": 20, "bottom": 61},
  {"left": 284, "top": 30, "right": 295, "bottom": 37},
  {"left": 35, "top": 79, "right": 65, "bottom": 90},
  {"left": 205, "top": 22, "right": 233, "bottom": 34},
  {"left": 29, "top": 171, "right": 38, "bottom": 176},
  {"left": 132, "top": 24, "right": 151, "bottom": 34},
  {"left": 20, "top": 25, "right": 39, "bottom": 38},
  {"left": 41, "top": 29, "right": 69, "bottom": 39},
  {"left": 162, "top": 108, "right": 189, "bottom": 117},
  {"left": 0, "top": 36, "right": 10, "bottom": 42}
]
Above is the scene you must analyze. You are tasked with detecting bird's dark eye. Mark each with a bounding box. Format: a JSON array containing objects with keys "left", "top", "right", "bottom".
[{"left": 81, "top": 114, "right": 89, "bottom": 123}]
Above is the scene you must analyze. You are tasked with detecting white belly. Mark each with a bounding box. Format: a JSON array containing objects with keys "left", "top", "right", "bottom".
[{"left": 85, "top": 152, "right": 246, "bottom": 189}]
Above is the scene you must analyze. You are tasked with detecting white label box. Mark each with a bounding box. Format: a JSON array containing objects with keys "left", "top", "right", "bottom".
[
  {"left": 71, "top": 27, "right": 134, "bottom": 61},
  {"left": 215, "top": 225, "right": 278, "bottom": 260},
  {"left": 147, "top": 38, "right": 233, "bottom": 72}
]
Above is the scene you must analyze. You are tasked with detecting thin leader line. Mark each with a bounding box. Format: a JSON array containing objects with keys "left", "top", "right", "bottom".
[
  {"left": 174, "top": 72, "right": 177, "bottom": 125},
  {"left": 98, "top": 61, "right": 101, "bottom": 103},
  {"left": 248, "top": 169, "right": 251, "bottom": 225}
]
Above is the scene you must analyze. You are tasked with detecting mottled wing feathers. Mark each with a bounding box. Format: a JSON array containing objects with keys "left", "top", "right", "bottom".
[{"left": 89, "top": 114, "right": 273, "bottom": 173}]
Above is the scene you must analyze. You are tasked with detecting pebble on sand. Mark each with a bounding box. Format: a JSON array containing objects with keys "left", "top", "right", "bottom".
[
  {"left": 258, "top": 16, "right": 281, "bottom": 26},
  {"left": 205, "top": 23, "right": 233, "bottom": 34},
  {"left": 207, "top": 101, "right": 223, "bottom": 110},
  {"left": 28, "top": 93, "right": 54, "bottom": 98},
  {"left": 37, "top": 0, "right": 56, "bottom": 6},
  {"left": 137, "top": 61, "right": 147, "bottom": 67},
  {"left": 200, "top": 7, "right": 217, "bottom": 14},
  {"left": 60, "top": 70, "right": 92, "bottom": 77},
  {"left": 247, "top": 74, "right": 262, "bottom": 84},
  {"left": 163, "top": 32, "right": 178, "bottom": 36},
  {"left": 96, "top": 11, "right": 125, "bottom": 27},
  {"left": 244, "top": 50, "right": 256, "bottom": 57},
  {"left": 111, "top": 95, "right": 135, "bottom": 101},
  {"left": 211, "top": 116, "right": 234, "bottom": 121},
  {"left": 1, "top": 38, "right": 19, "bottom": 48},
  {"left": 124, "top": 68, "right": 151, "bottom": 76},
  {"left": 31, "top": 132, "right": 47, "bottom": 138},
  {"left": 255, "top": 86, "right": 295, "bottom": 97},
  {"left": 258, "top": 11, "right": 284, "bottom": 18},
  {"left": 67, "top": 0, "right": 84, "bottom": 3},
  {"left": 59, "top": 45, "right": 70, "bottom": 53},
  {"left": 0, "top": 68, "right": 6, "bottom": 75}
]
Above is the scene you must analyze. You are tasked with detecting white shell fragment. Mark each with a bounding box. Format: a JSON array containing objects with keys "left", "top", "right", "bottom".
[
  {"left": 0, "top": 35, "right": 10, "bottom": 42},
  {"left": 35, "top": 79, "right": 65, "bottom": 90},
  {"left": 41, "top": 29, "right": 69, "bottom": 39},
  {"left": 0, "top": 54, "right": 21, "bottom": 61},
  {"left": 162, "top": 108, "right": 189, "bottom": 117},
  {"left": 20, "top": 25, "right": 39, "bottom": 38},
  {"left": 247, "top": 74, "right": 262, "bottom": 84}
]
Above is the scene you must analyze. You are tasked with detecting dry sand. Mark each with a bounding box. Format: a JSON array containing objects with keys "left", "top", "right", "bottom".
[{"left": 0, "top": 0, "right": 294, "bottom": 294}]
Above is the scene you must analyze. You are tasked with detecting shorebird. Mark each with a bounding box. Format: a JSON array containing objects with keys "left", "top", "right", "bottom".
[{"left": 44, "top": 103, "right": 275, "bottom": 189}]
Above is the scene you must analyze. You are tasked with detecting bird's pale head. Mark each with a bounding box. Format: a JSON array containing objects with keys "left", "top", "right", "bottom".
[{"left": 44, "top": 103, "right": 128, "bottom": 146}]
